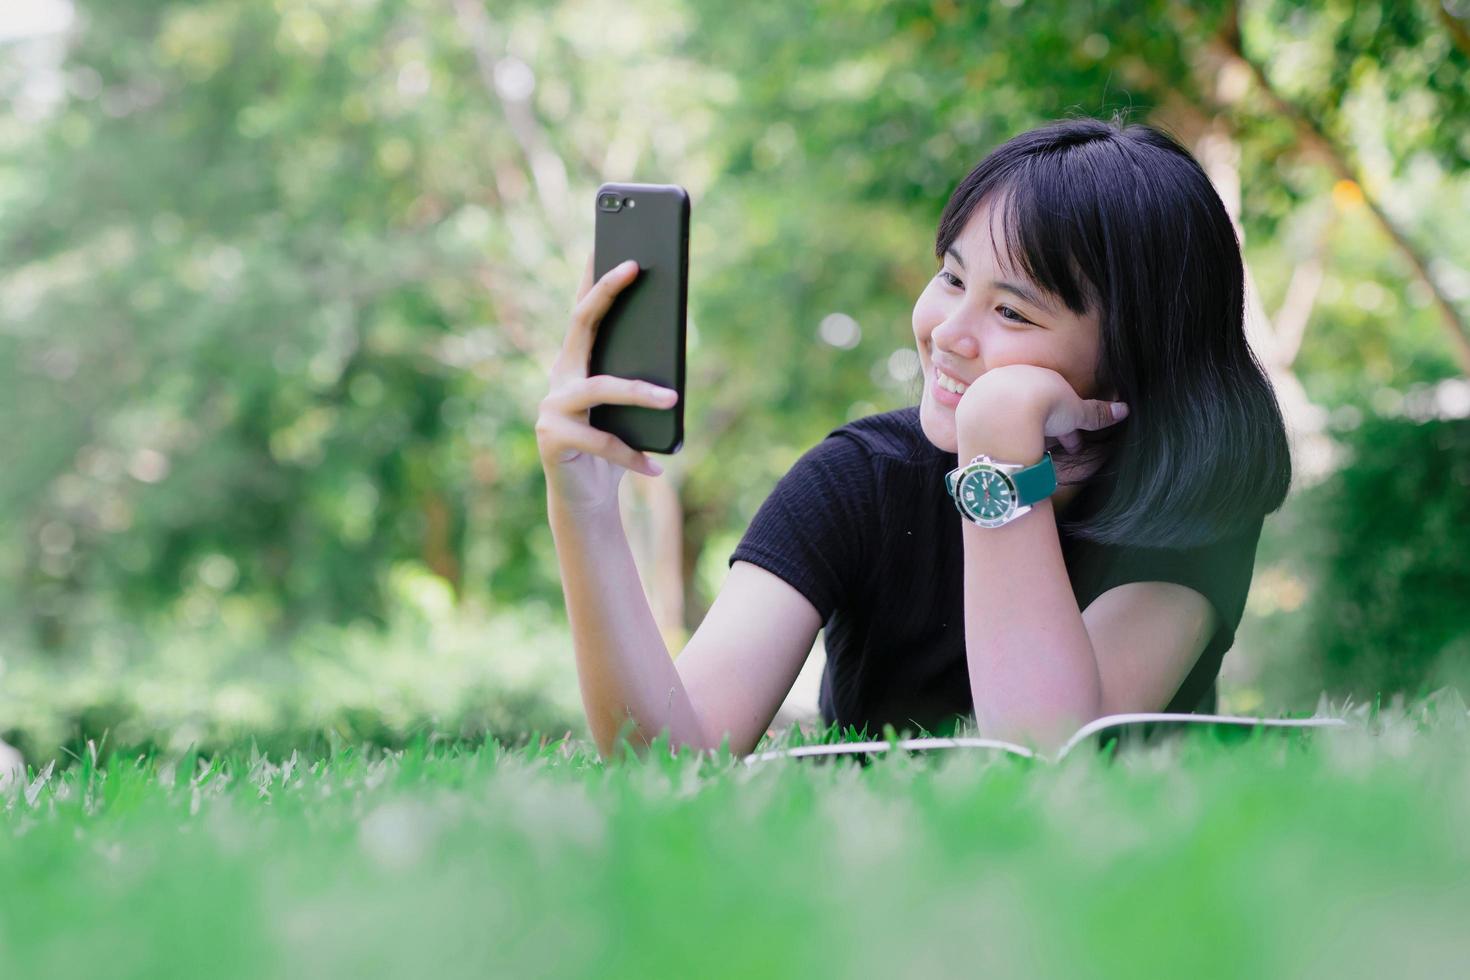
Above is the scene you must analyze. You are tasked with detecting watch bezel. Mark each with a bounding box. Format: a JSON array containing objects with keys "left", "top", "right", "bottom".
[{"left": 954, "top": 463, "right": 1022, "bottom": 528}]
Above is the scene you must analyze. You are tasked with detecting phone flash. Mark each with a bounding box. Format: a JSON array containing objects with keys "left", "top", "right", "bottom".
[{"left": 627, "top": 199, "right": 636, "bottom": 208}]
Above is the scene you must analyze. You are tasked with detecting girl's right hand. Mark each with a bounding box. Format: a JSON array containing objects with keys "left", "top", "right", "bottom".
[{"left": 535, "top": 256, "right": 680, "bottom": 513}]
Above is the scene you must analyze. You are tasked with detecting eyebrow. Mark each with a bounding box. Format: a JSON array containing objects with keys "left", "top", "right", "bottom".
[{"left": 944, "top": 245, "right": 1057, "bottom": 314}]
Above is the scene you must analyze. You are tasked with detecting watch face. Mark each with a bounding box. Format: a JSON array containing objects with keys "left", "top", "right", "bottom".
[{"left": 959, "top": 467, "right": 1016, "bottom": 524}]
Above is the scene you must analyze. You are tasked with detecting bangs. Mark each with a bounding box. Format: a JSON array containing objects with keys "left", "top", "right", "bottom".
[{"left": 935, "top": 152, "right": 1106, "bottom": 318}]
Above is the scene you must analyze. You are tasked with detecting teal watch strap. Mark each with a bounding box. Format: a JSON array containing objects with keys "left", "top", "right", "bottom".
[
  {"left": 944, "top": 453, "right": 1057, "bottom": 503},
  {"left": 1012, "top": 453, "right": 1057, "bottom": 505}
]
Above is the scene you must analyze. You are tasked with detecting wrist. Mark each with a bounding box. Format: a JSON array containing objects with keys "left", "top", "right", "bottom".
[
  {"left": 955, "top": 376, "right": 1048, "bottom": 462},
  {"left": 957, "top": 411, "right": 1046, "bottom": 465},
  {"left": 547, "top": 485, "right": 624, "bottom": 526}
]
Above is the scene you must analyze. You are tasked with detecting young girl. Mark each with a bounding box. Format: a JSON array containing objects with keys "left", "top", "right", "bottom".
[{"left": 536, "top": 117, "right": 1292, "bottom": 758}]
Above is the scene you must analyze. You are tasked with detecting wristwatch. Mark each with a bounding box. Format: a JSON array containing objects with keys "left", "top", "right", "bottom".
[{"left": 944, "top": 452, "right": 1057, "bottom": 528}]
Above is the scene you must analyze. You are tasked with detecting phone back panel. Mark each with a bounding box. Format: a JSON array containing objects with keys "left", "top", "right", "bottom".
[{"left": 590, "top": 182, "right": 688, "bottom": 455}]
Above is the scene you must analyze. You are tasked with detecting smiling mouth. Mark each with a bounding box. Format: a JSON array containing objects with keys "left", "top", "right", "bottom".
[{"left": 935, "top": 370, "right": 969, "bottom": 395}]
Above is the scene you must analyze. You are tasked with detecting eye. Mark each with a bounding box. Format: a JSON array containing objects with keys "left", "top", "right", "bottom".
[
  {"left": 937, "top": 269, "right": 963, "bottom": 289},
  {"left": 996, "top": 305, "right": 1031, "bottom": 324}
]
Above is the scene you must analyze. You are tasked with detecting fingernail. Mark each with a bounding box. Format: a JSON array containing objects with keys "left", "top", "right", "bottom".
[
  {"left": 1112, "top": 402, "right": 1129, "bottom": 420},
  {"left": 646, "top": 460, "right": 663, "bottom": 476},
  {"left": 619, "top": 259, "right": 638, "bottom": 274},
  {"left": 658, "top": 388, "right": 678, "bottom": 402}
]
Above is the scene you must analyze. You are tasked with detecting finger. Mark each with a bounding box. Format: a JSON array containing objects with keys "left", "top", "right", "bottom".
[
  {"left": 1078, "top": 399, "right": 1129, "bottom": 430},
  {"left": 561, "top": 259, "right": 639, "bottom": 374},
  {"left": 1058, "top": 431, "right": 1083, "bottom": 454},
  {"left": 544, "top": 374, "right": 679, "bottom": 416},
  {"left": 537, "top": 413, "right": 661, "bottom": 476}
]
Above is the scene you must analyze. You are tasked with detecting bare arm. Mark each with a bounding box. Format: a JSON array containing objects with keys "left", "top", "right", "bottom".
[
  {"left": 551, "top": 487, "right": 822, "bottom": 758},
  {"left": 952, "top": 368, "right": 1122, "bottom": 751},
  {"left": 953, "top": 366, "right": 1210, "bottom": 751},
  {"left": 547, "top": 493, "right": 705, "bottom": 757},
  {"left": 674, "top": 561, "right": 822, "bottom": 757},
  {"left": 537, "top": 257, "right": 820, "bottom": 760}
]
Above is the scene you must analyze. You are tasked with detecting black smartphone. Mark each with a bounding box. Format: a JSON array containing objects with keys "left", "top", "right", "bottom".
[{"left": 589, "top": 181, "right": 689, "bottom": 455}]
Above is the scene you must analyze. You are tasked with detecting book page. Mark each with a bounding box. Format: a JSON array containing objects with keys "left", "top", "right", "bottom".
[{"left": 1053, "top": 713, "right": 1353, "bottom": 762}]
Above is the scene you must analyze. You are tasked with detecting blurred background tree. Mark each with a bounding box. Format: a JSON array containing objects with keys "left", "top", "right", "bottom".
[
  {"left": 1305, "top": 414, "right": 1470, "bottom": 698},
  {"left": 0, "top": 0, "right": 1466, "bottom": 759}
]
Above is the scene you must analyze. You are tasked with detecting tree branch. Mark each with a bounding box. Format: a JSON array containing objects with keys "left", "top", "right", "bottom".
[
  {"left": 1437, "top": 0, "right": 1470, "bottom": 59},
  {"left": 1271, "top": 239, "right": 1328, "bottom": 369},
  {"left": 451, "top": 0, "right": 574, "bottom": 252},
  {"left": 1216, "top": 7, "right": 1470, "bottom": 374}
]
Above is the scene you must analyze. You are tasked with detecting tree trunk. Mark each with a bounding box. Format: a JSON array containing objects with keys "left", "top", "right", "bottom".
[{"left": 1146, "top": 55, "right": 1343, "bottom": 490}]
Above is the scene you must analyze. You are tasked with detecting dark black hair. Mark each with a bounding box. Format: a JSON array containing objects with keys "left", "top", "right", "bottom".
[{"left": 935, "top": 116, "right": 1292, "bottom": 549}]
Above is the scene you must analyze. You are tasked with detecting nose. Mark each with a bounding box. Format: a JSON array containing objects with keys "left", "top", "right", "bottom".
[{"left": 930, "top": 311, "right": 981, "bottom": 362}]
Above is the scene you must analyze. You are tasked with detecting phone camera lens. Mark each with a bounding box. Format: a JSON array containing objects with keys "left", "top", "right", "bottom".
[{"left": 598, "top": 193, "right": 623, "bottom": 212}]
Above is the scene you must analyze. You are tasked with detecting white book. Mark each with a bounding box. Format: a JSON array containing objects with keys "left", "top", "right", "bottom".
[{"left": 742, "top": 712, "right": 1355, "bottom": 766}]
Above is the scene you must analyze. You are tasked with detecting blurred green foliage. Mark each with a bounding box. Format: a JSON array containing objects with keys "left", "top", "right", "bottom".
[
  {"left": 0, "top": 0, "right": 1467, "bottom": 750},
  {"left": 1307, "top": 411, "right": 1470, "bottom": 697},
  {"left": 0, "top": 570, "right": 586, "bottom": 763}
]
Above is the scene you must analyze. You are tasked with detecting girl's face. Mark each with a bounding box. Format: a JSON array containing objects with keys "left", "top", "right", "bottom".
[{"left": 912, "top": 199, "right": 1108, "bottom": 454}]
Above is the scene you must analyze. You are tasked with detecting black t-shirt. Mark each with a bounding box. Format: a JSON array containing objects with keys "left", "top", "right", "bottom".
[{"left": 728, "top": 406, "right": 1263, "bottom": 738}]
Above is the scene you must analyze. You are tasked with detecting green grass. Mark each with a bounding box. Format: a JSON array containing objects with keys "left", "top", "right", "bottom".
[{"left": 4, "top": 693, "right": 1470, "bottom": 980}]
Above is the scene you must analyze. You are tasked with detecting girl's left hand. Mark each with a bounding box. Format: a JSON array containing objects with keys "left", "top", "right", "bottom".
[{"left": 953, "top": 364, "right": 1130, "bottom": 483}]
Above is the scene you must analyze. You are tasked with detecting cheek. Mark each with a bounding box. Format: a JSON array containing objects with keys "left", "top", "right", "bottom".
[
  {"left": 981, "top": 336, "right": 1033, "bottom": 370},
  {"left": 911, "top": 287, "right": 944, "bottom": 342},
  {"left": 1047, "top": 339, "right": 1100, "bottom": 397}
]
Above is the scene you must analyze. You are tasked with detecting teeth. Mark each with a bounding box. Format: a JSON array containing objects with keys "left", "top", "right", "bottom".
[{"left": 936, "top": 371, "right": 968, "bottom": 395}]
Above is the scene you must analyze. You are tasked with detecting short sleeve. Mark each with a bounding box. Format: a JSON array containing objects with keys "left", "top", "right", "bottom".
[
  {"left": 1086, "top": 513, "right": 1266, "bottom": 652},
  {"left": 727, "top": 432, "right": 875, "bottom": 621}
]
